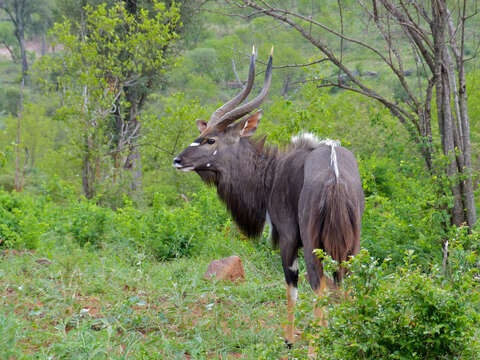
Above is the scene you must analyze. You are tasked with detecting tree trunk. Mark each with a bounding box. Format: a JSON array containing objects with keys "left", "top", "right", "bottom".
[
  {"left": 125, "top": 144, "right": 142, "bottom": 192},
  {"left": 446, "top": 4, "right": 477, "bottom": 226},
  {"left": 123, "top": 86, "right": 143, "bottom": 193},
  {"left": 82, "top": 135, "right": 95, "bottom": 199},
  {"left": 14, "top": 6, "right": 28, "bottom": 83},
  {"left": 122, "top": 0, "right": 143, "bottom": 193},
  {"left": 14, "top": 77, "right": 24, "bottom": 192},
  {"left": 431, "top": 0, "right": 474, "bottom": 226},
  {"left": 41, "top": 28, "right": 47, "bottom": 57}
]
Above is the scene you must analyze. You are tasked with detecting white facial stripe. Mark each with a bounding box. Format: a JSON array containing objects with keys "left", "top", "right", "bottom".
[
  {"left": 189, "top": 142, "right": 200, "bottom": 147},
  {"left": 213, "top": 150, "right": 218, "bottom": 156}
]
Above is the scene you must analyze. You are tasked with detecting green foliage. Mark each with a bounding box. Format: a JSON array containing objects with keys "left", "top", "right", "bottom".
[
  {"left": 63, "top": 200, "right": 114, "bottom": 247},
  {"left": 186, "top": 47, "right": 219, "bottom": 79},
  {"left": 0, "top": 190, "right": 47, "bottom": 249},
  {"left": 359, "top": 154, "right": 448, "bottom": 264},
  {"left": 0, "top": 311, "right": 24, "bottom": 359},
  {"left": 310, "top": 248, "right": 480, "bottom": 359},
  {"left": 0, "top": 86, "right": 20, "bottom": 116},
  {"left": 34, "top": 0, "right": 180, "bottom": 199},
  {"left": 0, "top": 22, "right": 19, "bottom": 63},
  {"left": 141, "top": 93, "right": 208, "bottom": 198},
  {"left": 115, "top": 189, "right": 229, "bottom": 260},
  {"left": 44, "top": 1, "right": 180, "bottom": 87},
  {"left": 0, "top": 185, "right": 229, "bottom": 260}
]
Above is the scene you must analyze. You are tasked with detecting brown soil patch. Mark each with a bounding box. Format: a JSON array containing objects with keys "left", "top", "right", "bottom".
[
  {"left": 76, "top": 296, "right": 102, "bottom": 318},
  {"left": 2, "top": 249, "right": 35, "bottom": 257}
]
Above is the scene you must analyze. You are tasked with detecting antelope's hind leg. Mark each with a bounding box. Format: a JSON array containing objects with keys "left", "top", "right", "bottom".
[
  {"left": 282, "top": 253, "right": 299, "bottom": 348},
  {"left": 303, "top": 243, "right": 332, "bottom": 357}
]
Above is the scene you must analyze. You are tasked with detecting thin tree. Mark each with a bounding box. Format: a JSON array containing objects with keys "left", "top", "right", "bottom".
[
  {"left": 0, "top": 0, "right": 46, "bottom": 81},
  {"left": 0, "top": 0, "right": 47, "bottom": 191},
  {"left": 37, "top": 0, "right": 180, "bottom": 199},
  {"left": 226, "top": 0, "right": 477, "bottom": 227}
]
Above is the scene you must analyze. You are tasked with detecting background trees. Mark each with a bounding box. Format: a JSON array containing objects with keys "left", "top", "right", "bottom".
[
  {"left": 224, "top": 0, "right": 478, "bottom": 228},
  {"left": 36, "top": 0, "right": 179, "bottom": 199}
]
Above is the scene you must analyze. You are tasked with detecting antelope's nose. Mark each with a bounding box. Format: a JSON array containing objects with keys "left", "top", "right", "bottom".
[{"left": 173, "top": 157, "right": 182, "bottom": 168}]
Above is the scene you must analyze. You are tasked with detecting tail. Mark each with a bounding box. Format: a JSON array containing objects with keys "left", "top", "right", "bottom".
[{"left": 313, "top": 179, "right": 360, "bottom": 285}]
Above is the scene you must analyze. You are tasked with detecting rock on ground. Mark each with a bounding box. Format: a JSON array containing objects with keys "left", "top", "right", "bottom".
[{"left": 204, "top": 256, "right": 245, "bottom": 282}]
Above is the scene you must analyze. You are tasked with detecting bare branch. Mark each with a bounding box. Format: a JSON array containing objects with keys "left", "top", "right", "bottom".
[
  {"left": 235, "top": 0, "right": 418, "bottom": 127},
  {"left": 379, "top": 0, "right": 435, "bottom": 72},
  {"left": 360, "top": 0, "right": 421, "bottom": 112},
  {"left": 411, "top": 0, "right": 432, "bottom": 23},
  {"left": 231, "top": 58, "right": 242, "bottom": 85},
  {"left": 255, "top": 58, "right": 329, "bottom": 71}
]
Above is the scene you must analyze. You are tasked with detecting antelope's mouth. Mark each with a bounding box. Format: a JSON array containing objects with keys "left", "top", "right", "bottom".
[{"left": 173, "top": 163, "right": 195, "bottom": 172}]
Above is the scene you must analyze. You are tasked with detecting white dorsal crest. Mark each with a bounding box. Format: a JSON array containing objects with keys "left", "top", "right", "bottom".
[{"left": 319, "top": 139, "right": 340, "bottom": 179}]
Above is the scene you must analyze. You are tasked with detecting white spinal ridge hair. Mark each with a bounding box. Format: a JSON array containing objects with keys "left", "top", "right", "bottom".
[
  {"left": 319, "top": 138, "right": 341, "bottom": 179},
  {"left": 291, "top": 132, "right": 320, "bottom": 147}
]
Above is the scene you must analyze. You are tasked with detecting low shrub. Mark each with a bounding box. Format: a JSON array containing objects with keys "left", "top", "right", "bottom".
[
  {"left": 115, "top": 189, "right": 229, "bottom": 260},
  {"left": 0, "top": 187, "right": 229, "bottom": 260},
  {"left": 0, "top": 190, "right": 47, "bottom": 249},
  {"left": 309, "top": 244, "right": 480, "bottom": 360},
  {"left": 64, "top": 200, "right": 114, "bottom": 247}
]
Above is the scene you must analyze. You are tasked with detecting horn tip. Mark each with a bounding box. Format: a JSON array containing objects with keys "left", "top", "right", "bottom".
[
  {"left": 270, "top": 46, "right": 274, "bottom": 56},
  {"left": 252, "top": 45, "right": 255, "bottom": 55}
]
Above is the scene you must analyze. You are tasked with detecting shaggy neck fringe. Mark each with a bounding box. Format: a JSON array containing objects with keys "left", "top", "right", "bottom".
[{"left": 216, "top": 138, "right": 277, "bottom": 238}]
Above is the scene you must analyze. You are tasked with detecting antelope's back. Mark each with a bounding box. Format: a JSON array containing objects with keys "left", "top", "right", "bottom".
[{"left": 303, "top": 144, "right": 364, "bottom": 211}]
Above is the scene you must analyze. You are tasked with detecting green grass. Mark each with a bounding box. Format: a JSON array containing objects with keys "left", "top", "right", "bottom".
[
  {"left": 0, "top": 60, "right": 19, "bottom": 83},
  {"left": 0, "top": 233, "right": 317, "bottom": 359}
]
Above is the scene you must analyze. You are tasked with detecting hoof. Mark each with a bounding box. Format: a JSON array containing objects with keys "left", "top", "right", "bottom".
[{"left": 285, "top": 340, "right": 293, "bottom": 349}]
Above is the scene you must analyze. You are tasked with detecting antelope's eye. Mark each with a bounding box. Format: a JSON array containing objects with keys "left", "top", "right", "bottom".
[{"left": 207, "top": 138, "right": 216, "bottom": 145}]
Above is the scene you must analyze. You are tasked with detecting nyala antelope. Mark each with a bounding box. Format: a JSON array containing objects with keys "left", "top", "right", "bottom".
[{"left": 173, "top": 47, "right": 364, "bottom": 347}]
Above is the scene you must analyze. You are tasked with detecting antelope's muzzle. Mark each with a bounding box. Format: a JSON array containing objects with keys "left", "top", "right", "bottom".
[{"left": 172, "top": 156, "right": 194, "bottom": 172}]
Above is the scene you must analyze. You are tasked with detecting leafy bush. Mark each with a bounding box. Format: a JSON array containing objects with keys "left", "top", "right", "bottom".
[
  {"left": 0, "top": 186, "right": 229, "bottom": 260},
  {"left": 0, "top": 190, "right": 47, "bottom": 249},
  {"left": 115, "top": 189, "right": 229, "bottom": 260},
  {"left": 310, "top": 247, "right": 480, "bottom": 359},
  {"left": 64, "top": 200, "right": 114, "bottom": 247},
  {"left": 359, "top": 154, "right": 448, "bottom": 265}
]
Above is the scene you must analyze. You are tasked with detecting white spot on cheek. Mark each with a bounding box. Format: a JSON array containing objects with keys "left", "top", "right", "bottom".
[
  {"left": 189, "top": 142, "right": 200, "bottom": 147},
  {"left": 289, "top": 259, "right": 299, "bottom": 272},
  {"left": 206, "top": 163, "right": 211, "bottom": 167},
  {"left": 289, "top": 287, "right": 298, "bottom": 303}
]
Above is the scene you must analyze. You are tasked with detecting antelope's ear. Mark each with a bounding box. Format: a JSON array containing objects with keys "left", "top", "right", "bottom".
[
  {"left": 196, "top": 119, "right": 207, "bottom": 133},
  {"left": 238, "top": 110, "right": 262, "bottom": 137}
]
